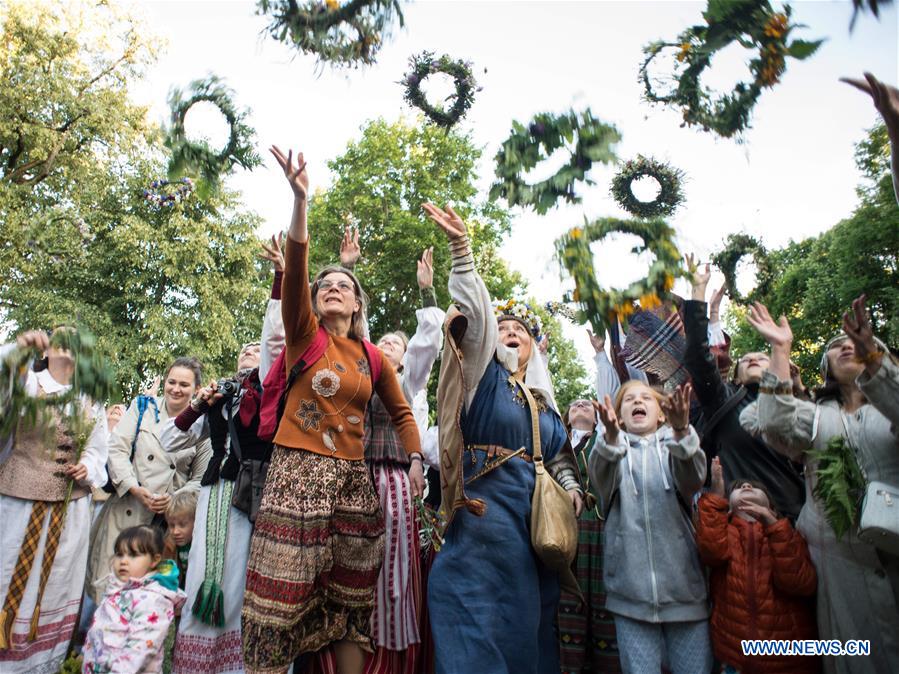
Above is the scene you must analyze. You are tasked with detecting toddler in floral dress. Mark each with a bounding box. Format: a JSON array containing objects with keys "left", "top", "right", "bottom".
[{"left": 83, "top": 525, "right": 186, "bottom": 673}]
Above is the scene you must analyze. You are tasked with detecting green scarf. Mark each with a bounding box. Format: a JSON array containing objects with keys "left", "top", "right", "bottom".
[{"left": 192, "top": 479, "right": 233, "bottom": 627}]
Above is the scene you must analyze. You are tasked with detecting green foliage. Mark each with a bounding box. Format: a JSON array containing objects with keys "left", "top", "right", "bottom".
[
  {"left": 809, "top": 435, "right": 865, "bottom": 539},
  {"left": 402, "top": 52, "right": 479, "bottom": 129},
  {"left": 726, "top": 123, "right": 899, "bottom": 383},
  {"left": 0, "top": 1, "right": 270, "bottom": 399},
  {"left": 166, "top": 75, "right": 262, "bottom": 191},
  {"left": 490, "top": 109, "right": 621, "bottom": 214},
  {"left": 641, "top": 0, "right": 822, "bottom": 139},
  {"left": 710, "top": 233, "right": 774, "bottom": 305},
  {"left": 610, "top": 155, "right": 685, "bottom": 219}
]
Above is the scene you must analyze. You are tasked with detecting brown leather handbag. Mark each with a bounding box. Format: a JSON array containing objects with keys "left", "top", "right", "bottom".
[{"left": 513, "top": 376, "right": 581, "bottom": 598}]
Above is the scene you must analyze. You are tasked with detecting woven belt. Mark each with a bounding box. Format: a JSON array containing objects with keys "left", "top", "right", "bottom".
[{"left": 466, "top": 444, "right": 532, "bottom": 464}]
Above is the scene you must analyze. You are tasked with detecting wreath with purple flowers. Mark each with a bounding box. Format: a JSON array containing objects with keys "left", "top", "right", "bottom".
[
  {"left": 402, "top": 52, "right": 478, "bottom": 128},
  {"left": 143, "top": 177, "right": 195, "bottom": 208}
]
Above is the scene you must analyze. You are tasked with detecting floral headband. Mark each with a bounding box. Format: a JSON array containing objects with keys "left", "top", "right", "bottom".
[{"left": 494, "top": 299, "right": 543, "bottom": 340}]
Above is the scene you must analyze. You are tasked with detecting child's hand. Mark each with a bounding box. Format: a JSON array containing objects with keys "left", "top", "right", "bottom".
[
  {"left": 594, "top": 395, "right": 621, "bottom": 444},
  {"left": 661, "top": 383, "right": 692, "bottom": 435},
  {"left": 710, "top": 457, "right": 725, "bottom": 497},
  {"left": 738, "top": 502, "right": 778, "bottom": 526}
]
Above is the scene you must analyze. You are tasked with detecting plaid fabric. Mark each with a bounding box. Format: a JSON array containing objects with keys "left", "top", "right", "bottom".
[
  {"left": 0, "top": 502, "right": 48, "bottom": 649},
  {"left": 620, "top": 309, "right": 688, "bottom": 389},
  {"left": 28, "top": 501, "right": 67, "bottom": 640},
  {"left": 363, "top": 394, "right": 410, "bottom": 465}
]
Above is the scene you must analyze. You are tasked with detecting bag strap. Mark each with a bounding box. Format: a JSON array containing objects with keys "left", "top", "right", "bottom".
[
  {"left": 511, "top": 373, "right": 543, "bottom": 467},
  {"left": 703, "top": 386, "right": 747, "bottom": 437},
  {"left": 226, "top": 400, "right": 243, "bottom": 464}
]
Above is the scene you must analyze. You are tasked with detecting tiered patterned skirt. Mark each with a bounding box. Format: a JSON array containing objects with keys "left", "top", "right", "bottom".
[{"left": 241, "top": 447, "right": 385, "bottom": 674}]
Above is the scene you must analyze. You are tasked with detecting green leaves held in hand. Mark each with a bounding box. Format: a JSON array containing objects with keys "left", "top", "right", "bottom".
[{"left": 810, "top": 435, "right": 865, "bottom": 540}]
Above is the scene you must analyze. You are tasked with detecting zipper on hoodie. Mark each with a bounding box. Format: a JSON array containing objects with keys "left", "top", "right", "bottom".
[
  {"left": 641, "top": 437, "right": 660, "bottom": 622},
  {"left": 747, "top": 523, "right": 758, "bottom": 642}
]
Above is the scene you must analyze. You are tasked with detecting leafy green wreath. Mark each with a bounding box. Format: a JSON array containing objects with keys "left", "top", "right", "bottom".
[
  {"left": 489, "top": 109, "right": 621, "bottom": 215},
  {"left": 555, "top": 217, "right": 685, "bottom": 334},
  {"left": 402, "top": 52, "right": 478, "bottom": 129},
  {"left": 610, "top": 155, "right": 685, "bottom": 219},
  {"left": 639, "top": 0, "right": 822, "bottom": 138},
  {"left": 1, "top": 328, "right": 116, "bottom": 443},
  {"left": 257, "top": 0, "right": 403, "bottom": 67},
  {"left": 711, "top": 233, "right": 772, "bottom": 304},
  {"left": 166, "top": 76, "right": 261, "bottom": 186}
]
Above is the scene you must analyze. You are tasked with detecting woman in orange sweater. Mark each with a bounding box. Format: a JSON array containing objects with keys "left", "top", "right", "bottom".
[
  {"left": 241, "top": 147, "right": 424, "bottom": 674},
  {"left": 697, "top": 457, "right": 819, "bottom": 674}
]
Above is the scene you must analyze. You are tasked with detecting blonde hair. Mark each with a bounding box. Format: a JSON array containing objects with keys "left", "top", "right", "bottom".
[
  {"left": 165, "top": 491, "right": 198, "bottom": 520},
  {"left": 613, "top": 380, "right": 666, "bottom": 431}
]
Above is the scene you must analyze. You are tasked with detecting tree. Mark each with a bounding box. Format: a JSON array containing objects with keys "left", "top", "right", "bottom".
[
  {"left": 307, "top": 117, "right": 590, "bottom": 404},
  {"left": 0, "top": 0, "right": 269, "bottom": 398},
  {"left": 727, "top": 123, "right": 899, "bottom": 382}
]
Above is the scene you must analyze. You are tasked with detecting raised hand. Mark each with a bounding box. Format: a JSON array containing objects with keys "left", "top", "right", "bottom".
[
  {"left": 661, "top": 382, "right": 692, "bottom": 433},
  {"left": 586, "top": 329, "right": 605, "bottom": 353},
  {"left": 270, "top": 146, "right": 308, "bottom": 201},
  {"left": 417, "top": 247, "right": 434, "bottom": 289},
  {"left": 422, "top": 203, "right": 467, "bottom": 239},
  {"left": 843, "top": 294, "right": 880, "bottom": 366},
  {"left": 15, "top": 329, "right": 50, "bottom": 353},
  {"left": 738, "top": 502, "right": 778, "bottom": 526},
  {"left": 594, "top": 395, "right": 621, "bottom": 444},
  {"left": 842, "top": 72, "right": 899, "bottom": 135},
  {"left": 259, "top": 232, "right": 285, "bottom": 272},
  {"left": 746, "top": 302, "right": 793, "bottom": 348},
  {"left": 710, "top": 457, "right": 725, "bottom": 497},
  {"left": 685, "top": 253, "right": 710, "bottom": 301},
  {"left": 709, "top": 286, "right": 726, "bottom": 322},
  {"left": 339, "top": 224, "right": 361, "bottom": 269}
]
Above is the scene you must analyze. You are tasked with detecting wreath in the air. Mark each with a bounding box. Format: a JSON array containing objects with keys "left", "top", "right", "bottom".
[
  {"left": 257, "top": 0, "right": 403, "bottom": 67},
  {"left": 610, "top": 156, "right": 685, "bottom": 219},
  {"left": 711, "top": 233, "right": 773, "bottom": 304},
  {"left": 143, "top": 178, "right": 195, "bottom": 208},
  {"left": 490, "top": 109, "right": 621, "bottom": 214},
  {"left": 166, "top": 76, "right": 261, "bottom": 185},
  {"left": 556, "top": 217, "right": 685, "bottom": 334},
  {"left": 402, "top": 52, "right": 478, "bottom": 128},
  {"left": 639, "top": 0, "right": 822, "bottom": 138}
]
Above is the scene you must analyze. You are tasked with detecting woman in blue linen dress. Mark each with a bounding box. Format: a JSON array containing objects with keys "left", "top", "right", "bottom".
[{"left": 422, "top": 203, "right": 584, "bottom": 674}]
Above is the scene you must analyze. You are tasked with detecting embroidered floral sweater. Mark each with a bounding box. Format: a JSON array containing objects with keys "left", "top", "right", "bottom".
[
  {"left": 274, "top": 237, "right": 421, "bottom": 461},
  {"left": 83, "top": 561, "right": 186, "bottom": 674}
]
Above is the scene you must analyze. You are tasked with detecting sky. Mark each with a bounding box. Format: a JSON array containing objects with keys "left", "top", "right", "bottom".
[{"left": 129, "top": 0, "right": 898, "bottom": 366}]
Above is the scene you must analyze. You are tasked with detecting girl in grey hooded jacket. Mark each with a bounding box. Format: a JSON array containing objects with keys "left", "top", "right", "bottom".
[{"left": 588, "top": 380, "right": 711, "bottom": 674}]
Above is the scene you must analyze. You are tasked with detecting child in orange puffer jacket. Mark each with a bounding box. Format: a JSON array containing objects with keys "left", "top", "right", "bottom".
[{"left": 697, "top": 458, "right": 819, "bottom": 674}]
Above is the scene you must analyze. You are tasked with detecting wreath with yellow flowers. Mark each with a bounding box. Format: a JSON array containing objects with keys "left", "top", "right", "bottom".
[
  {"left": 710, "top": 233, "right": 773, "bottom": 304},
  {"left": 610, "top": 156, "right": 685, "bottom": 219},
  {"left": 640, "top": 0, "right": 822, "bottom": 139},
  {"left": 257, "top": 0, "right": 403, "bottom": 67},
  {"left": 166, "top": 77, "right": 260, "bottom": 187},
  {"left": 555, "top": 218, "right": 685, "bottom": 334},
  {"left": 489, "top": 109, "right": 621, "bottom": 215},
  {"left": 402, "top": 52, "right": 478, "bottom": 128}
]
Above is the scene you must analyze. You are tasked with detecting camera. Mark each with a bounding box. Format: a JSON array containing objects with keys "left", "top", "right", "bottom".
[{"left": 216, "top": 377, "right": 241, "bottom": 398}]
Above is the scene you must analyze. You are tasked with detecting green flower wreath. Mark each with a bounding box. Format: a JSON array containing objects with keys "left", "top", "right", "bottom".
[
  {"left": 402, "top": 52, "right": 478, "bottom": 129},
  {"left": 555, "top": 217, "right": 685, "bottom": 334},
  {"left": 257, "top": 0, "right": 403, "bottom": 67},
  {"left": 711, "top": 233, "right": 772, "bottom": 304},
  {"left": 640, "top": 0, "right": 822, "bottom": 139},
  {"left": 166, "top": 76, "right": 261, "bottom": 187},
  {"left": 610, "top": 155, "right": 685, "bottom": 219},
  {"left": 489, "top": 109, "right": 621, "bottom": 215}
]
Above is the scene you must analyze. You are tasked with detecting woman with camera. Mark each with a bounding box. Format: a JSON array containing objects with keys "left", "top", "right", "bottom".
[
  {"left": 240, "top": 147, "right": 423, "bottom": 674},
  {"left": 159, "top": 238, "right": 286, "bottom": 674},
  {"left": 86, "top": 357, "right": 211, "bottom": 603}
]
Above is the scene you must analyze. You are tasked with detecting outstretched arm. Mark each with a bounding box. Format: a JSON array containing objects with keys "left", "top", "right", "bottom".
[{"left": 843, "top": 73, "right": 899, "bottom": 204}]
